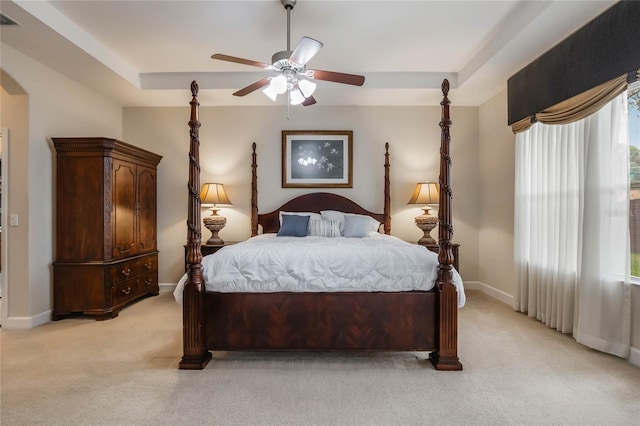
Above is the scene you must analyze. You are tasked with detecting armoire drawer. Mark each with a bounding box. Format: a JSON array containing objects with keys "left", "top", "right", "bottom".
[
  {"left": 112, "top": 279, "right": 138, "bottom": 306},
  {"left": 111, "top": 254, "right": 157, "bottom": 284},
  {"left": 112, "top": 272, "right": 157, "bottom": 307},
  {"left": 139, "top": 273, "right": 157, "bottom": 293}
]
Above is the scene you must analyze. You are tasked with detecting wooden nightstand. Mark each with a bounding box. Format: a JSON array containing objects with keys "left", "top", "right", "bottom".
[
  {"left": 184, "top": 242, "right": 238, "bottom": 272},
  {"left": 424, "top": 243, "right": 460, "bottom": 273}
]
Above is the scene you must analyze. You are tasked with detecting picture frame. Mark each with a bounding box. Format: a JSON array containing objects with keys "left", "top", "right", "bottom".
[{"left": 282, "top": 130, "right": 353, "bottom": 188}]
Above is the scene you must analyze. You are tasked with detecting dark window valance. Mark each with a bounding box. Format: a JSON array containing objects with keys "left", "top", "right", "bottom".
[{"left": 508, "top": 1, "right": 640, "bottom": 127}]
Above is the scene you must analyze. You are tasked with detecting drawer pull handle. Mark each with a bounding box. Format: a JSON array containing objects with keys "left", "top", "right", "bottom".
[
  {"left": 144, "top": 263, "right": 152, "bottom": 270},
  {"left": 121, "top": 286, "right": 132, "bottom": 296},
  {"left": 120, "top": 268, "right": 131, "bottom": 278},
  {"left": 144, "top": 278, "right": 153, "bottom": 286}
]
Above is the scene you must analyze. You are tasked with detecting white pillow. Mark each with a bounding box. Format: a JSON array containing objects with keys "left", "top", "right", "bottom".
[
  {"left": 343, "top": 215, "right": 372, "bottom": 238},
  {"left": 278, "top": 211, "right": 321, "bottom": 225},
  {"left": 319, "top": 210, "right": 346, "bottom": 233},
  {"left": 308, "top": 219, "right": 342, "bottom": 237},
  {"left": 320, "top": 210, "right": 381, "bottom": 235},
  {"left": 350, "top": 213, "right": 381, "bottom": 233}
]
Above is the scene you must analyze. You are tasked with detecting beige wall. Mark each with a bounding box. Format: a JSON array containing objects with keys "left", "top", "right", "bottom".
[
  {"left": 123, "top": 104, "right": 480, "bottom": 285},
  {"left": 1, "top": 84, "right": 30, "bottom": 318},
  {"left": 478, "top": 89, "right": 516, "bottom": 298},
  {"left": 1, "top": 44, "right": 122, "bottom": 326}
]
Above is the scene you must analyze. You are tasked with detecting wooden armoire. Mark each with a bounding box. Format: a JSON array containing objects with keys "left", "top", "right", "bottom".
[{"left": 52, "top": 138, "right": 162, "bottom": 320}]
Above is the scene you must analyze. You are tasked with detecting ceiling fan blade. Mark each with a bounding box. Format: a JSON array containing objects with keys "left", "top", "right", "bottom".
[
  {"left": 289, "top": 36, "right": 324, "bottom": 66},
  {"left": 211, "top": 54, "right": 271, "bottom": 69},
  {"left": 302, "top": 96, "right": 317, "bottom": 107},
  {"left": 233, "top": 78, "right": 271, "bottom": 97},
  {"left": 308, "top": 69, "right": 365, "bottom": 86}
]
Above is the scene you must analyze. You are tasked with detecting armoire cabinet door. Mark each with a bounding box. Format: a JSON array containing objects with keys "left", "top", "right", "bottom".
[
  {"left": 113, "top": 159, "right": 136, "bottom": 258},
  {"left": 136, "top": 165, "right": 157, "bottom": 253}
]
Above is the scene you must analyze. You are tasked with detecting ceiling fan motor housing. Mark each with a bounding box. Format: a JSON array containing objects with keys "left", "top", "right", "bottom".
[
  {"left": 271, "top": 50, "right": 306, "bottom": 74},
  {"left": 272, "top": 50, "right": 293, "bottom": 66}
]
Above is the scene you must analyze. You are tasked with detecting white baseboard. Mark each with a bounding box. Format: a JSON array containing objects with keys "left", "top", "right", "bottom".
[
  {"left": 629, "top": 347, "right": 640, "bottom": 368},
  {"left": 464, "top": 281, "right": 514, "bottom": 306},
  {"left": 159, "top": 282, "right": 177, "bottom": 292},
  {"left": 3, "top": 309, "right": 51, "bottom": 329}
]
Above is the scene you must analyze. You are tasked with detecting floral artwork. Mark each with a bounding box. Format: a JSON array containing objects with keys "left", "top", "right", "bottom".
[{"left": 282, "top": 131, "right": 353, "bottom": 188}]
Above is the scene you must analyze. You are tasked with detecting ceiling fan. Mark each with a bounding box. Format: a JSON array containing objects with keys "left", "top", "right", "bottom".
[{"left": 211, "top": 0, "right": 365, "bottom": 106}]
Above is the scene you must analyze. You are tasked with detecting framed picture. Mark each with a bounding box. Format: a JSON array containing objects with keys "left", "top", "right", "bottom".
[{"left": 282, "top": 130, "right": 353, "bottom": 188}]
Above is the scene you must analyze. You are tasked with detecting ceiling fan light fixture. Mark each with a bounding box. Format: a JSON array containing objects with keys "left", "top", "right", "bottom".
[
  {"left": 270, "top": 75, "right": 288, "bottom": 95},
  {"left": 298, "top": 79, "right": 316, "bottom": 97},
  {"left": 289, "top": 88, "right": 305, "bottom": 105},
  {"left": 263, "top": 84, "right": 279, "bottom": 102}
]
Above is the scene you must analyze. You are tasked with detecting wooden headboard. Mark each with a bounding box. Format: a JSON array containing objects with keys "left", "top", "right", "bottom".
[
  {"left": 257, "top": 192, "right": 387, "bottom": 234},
  {"left": 250, "top": 142, "right": 391, "bottom": 236}
]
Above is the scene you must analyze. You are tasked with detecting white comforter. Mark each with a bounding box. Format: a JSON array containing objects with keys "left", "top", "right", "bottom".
[{"left": 175, "top": 233, "right": 465, "bottom": 307}]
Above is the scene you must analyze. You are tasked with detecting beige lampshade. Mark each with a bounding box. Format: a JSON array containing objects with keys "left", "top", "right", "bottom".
[
  {"left": 200, "top": 183, "right": 232, "bottom": 207},
  {"left": 407, "top": 182, "right": 440, "bottom": 205}
]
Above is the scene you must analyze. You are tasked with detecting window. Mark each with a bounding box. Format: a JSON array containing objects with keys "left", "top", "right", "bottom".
[{"left": 628, "top": 82, "right": 640, "bottom": 277}]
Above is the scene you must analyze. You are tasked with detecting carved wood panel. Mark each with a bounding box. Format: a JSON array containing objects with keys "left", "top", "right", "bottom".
[
  {"left": 203, "top": 291, "right": 437, "bottom": 350},
  {"left": 113, "top": 160, "right": 136, "bottom": 257},
  {"left": 136, "top": 166, "right": 157, "bottom": 253}
]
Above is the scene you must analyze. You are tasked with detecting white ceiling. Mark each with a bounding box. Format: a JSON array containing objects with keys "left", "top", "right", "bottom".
[{"left": 0, "top": 0, "right": 617, "bottom": 107}]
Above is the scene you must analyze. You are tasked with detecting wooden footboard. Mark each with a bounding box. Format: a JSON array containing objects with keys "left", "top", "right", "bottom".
[{"left": 203, "top": 291, "right": 437, "bottom": 350}]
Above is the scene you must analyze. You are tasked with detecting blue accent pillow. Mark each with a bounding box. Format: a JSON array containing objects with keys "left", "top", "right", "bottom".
[
  {"left": 343, "top": 214, "right": 372, "bottom": 238},
  {"left": 277, "top": 214, "right": 310, "bottom": 237}
]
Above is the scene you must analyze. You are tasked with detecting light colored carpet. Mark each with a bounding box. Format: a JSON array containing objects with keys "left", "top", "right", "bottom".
[{"left": 1, "top": 290, "right": 638, "bottom": 426}]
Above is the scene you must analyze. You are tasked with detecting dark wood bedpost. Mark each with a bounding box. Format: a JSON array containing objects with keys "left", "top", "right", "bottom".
[
  {"left": 251, "top": 143, "right": 259, "bottom": 236},
  {"left": 179, "top": 81, "right": 212, "bottom": 370},
  {"left": 430, "top": 79, "right": 462, "bottom": 371},
  {"left": 383, "top": 142, "right": 391, "bottom": 234}
]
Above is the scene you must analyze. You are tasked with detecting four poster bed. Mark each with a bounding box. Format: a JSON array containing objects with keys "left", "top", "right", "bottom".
[{"left": 180, "top": 79, "right": 462, "bottom": 371}]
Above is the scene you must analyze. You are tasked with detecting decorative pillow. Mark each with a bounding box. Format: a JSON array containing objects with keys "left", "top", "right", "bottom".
[
  {"left": 320, "top": 210, "right": 381, "bottom": 235},
  {"left": 319, "top": 210, "right": 346, "bottom": 233},
  {"left": 308, "top": 219, "right": 342, "bottom": 237},
  {"left": 277, "top": 214, "right": 310, "bottom": 237},
  {"left": 349, "top": 213, "right": 381, "bottom": 233},
  {"left": 343, "top": 215, "right": 373, "bottom": 238},
  {"left": 279, "top": 211, "right": 321, "bottom": 225}
]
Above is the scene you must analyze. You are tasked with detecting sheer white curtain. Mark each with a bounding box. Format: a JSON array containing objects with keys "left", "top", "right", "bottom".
[{"left": 514, "top": 92, "right": 631, "bottom": 358}]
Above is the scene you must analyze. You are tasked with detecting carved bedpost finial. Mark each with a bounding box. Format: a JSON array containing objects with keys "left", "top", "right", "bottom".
[
  {"left": 191, "top": 80, "right": 199, "bottom": 97},
  {"left": 441, "top": 79, "right": 449, "bottom": 96}
]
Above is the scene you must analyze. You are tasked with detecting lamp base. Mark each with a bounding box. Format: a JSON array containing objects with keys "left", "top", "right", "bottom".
[
  {"left": 203, "top": 214, "right": 226, "bottom": 245},
  {"left": 415, "top": 215, "right": 437, "bottom": 246}
]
